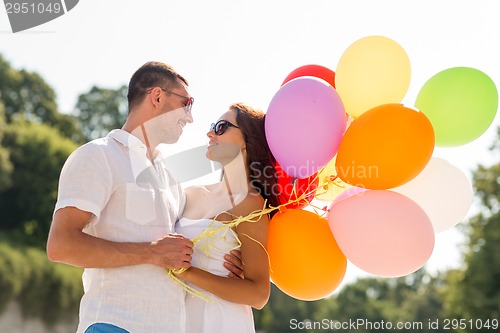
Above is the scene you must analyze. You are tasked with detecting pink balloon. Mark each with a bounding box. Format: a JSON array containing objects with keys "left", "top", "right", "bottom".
[
  {"left": 331, "top": 186, "right": 367, "bottom": 205},
  {"left": 328, "top": 190, "right": 434, "bottom": 277},
  {"left": 265, "top": 77, "right": 346, "bottom": 178}
]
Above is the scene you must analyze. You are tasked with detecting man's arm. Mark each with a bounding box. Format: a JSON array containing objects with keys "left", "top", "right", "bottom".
[{"left": 47, "top": 206, "right": 193, "bottom": 270}]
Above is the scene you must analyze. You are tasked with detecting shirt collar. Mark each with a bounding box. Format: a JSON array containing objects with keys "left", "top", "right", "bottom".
[
  {"left": 108, "top": 129, "right": 145, "bottom": 150},
  {"left": 108, "top": 129, "right": 164, "bottom": 160}
]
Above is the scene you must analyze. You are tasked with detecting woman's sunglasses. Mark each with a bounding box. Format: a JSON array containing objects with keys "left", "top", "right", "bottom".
[{"left": 209, "top": 119, "right": 240, "bottom": 136}]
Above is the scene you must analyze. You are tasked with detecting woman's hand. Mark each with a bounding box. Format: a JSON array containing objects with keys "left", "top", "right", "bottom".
[{"left": 224, "top": 249, "right": 244, "bottom": 279}]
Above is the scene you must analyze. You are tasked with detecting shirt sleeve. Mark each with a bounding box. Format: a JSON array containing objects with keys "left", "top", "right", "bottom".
[{"left": 54, "top": 142, "right": 112, "bottom": 220}]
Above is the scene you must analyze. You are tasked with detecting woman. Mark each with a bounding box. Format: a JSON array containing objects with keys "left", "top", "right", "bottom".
[{"left": 175, "top": 102, "right": 280, "bottom": 333}]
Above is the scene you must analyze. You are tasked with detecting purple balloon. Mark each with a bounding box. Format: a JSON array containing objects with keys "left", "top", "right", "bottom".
[{"left": 265, "top": 77, "right": 346, "bottom": 178}]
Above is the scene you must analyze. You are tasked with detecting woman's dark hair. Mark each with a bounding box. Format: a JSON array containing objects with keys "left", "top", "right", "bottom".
[
  {"left": 127, "top": 61, "right": 188, "bottom": 111},
  {"left": 230, "top": 103, "right": 280, "bottom": 216}
]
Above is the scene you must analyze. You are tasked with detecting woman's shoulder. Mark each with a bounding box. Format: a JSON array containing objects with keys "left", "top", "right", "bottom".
[
  {"left": 185, "top": 184, "right": 218, "bottom": 201},
  {"left": 245, "top": 191, "right": 266, "bottom": 209},
  {"left": 230, "top": 191, "right": 266, "bottom": 217},
  {"left": 184, "top": 184, "right": 208, "bottom": 194}
]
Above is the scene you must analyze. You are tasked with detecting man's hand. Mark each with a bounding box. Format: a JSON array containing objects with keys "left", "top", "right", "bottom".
[
  {"left": 148, "top": 234, "right": 194, "bottom": 270},
  {"left": 224, "top": 249, "right": 244, "bottom": 279}
]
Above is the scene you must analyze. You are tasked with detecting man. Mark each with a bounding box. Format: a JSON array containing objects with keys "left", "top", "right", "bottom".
[{"left": 47, "top": 62, "right": 242, "bottom": 333}]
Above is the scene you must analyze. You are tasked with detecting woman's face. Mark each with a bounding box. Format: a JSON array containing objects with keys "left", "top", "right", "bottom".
[{"left": 206, "top": 109, "right": 246, "bottom": 164}]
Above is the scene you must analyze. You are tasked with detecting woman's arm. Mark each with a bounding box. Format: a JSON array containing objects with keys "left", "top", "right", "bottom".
[{"left": 176, "top": 200, "right": 270, "bottom": 309}]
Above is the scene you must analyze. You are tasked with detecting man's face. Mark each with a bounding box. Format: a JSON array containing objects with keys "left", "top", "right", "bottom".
[{"left": 151, "top": 83, "right": 194, "bottom": 144}]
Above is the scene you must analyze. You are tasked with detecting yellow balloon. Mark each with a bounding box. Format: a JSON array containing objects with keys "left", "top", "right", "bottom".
[
  {"left": 315, "top": 155, "right": 352, "bottom": 202},
  {"left": 336, "top": 36, "right": 411, "bottom": 118}
]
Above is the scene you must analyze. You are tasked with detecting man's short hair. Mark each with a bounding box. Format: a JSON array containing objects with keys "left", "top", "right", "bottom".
[{"left": 127, "top": 61, "right": 188, "bottom": 111}]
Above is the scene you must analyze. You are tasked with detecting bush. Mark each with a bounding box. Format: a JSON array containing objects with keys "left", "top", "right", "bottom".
[
  {"left": 0, "top": 241, "right": 83, "bottom": 324},
  {"left": 0, "top": 243, "right": 30, "bottom": 312}
]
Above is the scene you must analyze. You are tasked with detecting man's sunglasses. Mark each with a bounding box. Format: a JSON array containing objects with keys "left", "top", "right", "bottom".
[
  {"left": 161, "top": 89, "right": 194, "bottom": 113},
  {"left": 209, "top": 119, "right": 240, "bottom": 136},
  {"left": 147, "top": 87, "right": 194, "bottom": 113}
]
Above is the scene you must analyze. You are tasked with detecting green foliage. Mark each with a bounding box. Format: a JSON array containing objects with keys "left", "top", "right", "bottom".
[
  {"left": 0, "top": 120, "right": 77, "bottom": 244},
  {"left": 0, "top": 146, "right": 12, "bottom": 191},
  {"left": 253, "top": 284, "right": 327, "bottom": 333},
  {"left": 0, "top": 243, "right": 31, "bottom": 312},
  {"left": 0, "top": 54, "right": 84, "bottom": 143},
  {"left": 52, "top": 112, "right": 86, "bottom": 144},
  {"left": 75, "top": 85, "right": 128, "bottom": 141},
  {"left": 0, "top": 54, "right": 54, "bottom": 122},
  {"left": 0, "top": 101, "right": 13, "bottom": 191},
  {"left": 255, "top": 270, "right": 451, "bottom": 333},
  {"left": 443, "top": 127, "right": 500, "bottom": 329},
  {"left": 20, "top": 248, "right": 83, "bottom": 324},
  {"left": 0, "top": 54, "right": 95, "bottom": 326},
  {"left": 0, "top": 242, "right": 83, "bottom": 324}
]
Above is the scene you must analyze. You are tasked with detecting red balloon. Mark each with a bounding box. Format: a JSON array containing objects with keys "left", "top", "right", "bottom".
[
  {"left": 282, "top": 64, "right": 336, "bottom": 88},
  {"left": 275, "top": 162, "right": 319, "bottom": 209}
]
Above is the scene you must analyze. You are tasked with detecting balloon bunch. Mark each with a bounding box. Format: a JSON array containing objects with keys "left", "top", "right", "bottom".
[{"left": 264, "top": 35, "right": 498, "bottom": 301}]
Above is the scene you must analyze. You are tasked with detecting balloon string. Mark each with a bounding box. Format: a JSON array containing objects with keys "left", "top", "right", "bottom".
[
  {"left": 168, "top": 165, "right": 345, "bottom": 300},
  {"left": 166, "top": 269, "right": 212, "bottom": 302},
  {"left": 168, "top": 201, "right": 275, "bottom": 299},
  {"left": 239, "top": 232, "right": 273, "bottom": 274}
]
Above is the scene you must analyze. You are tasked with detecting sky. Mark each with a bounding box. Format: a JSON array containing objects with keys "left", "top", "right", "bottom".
[{"left": 1, "top": 0, "right": 499, "bottom": 286}]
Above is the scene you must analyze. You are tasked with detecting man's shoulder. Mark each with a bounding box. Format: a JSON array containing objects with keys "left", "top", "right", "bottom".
[
  {"left": 76, "top": 134, "right": 118, "bottom": 152},
  {"left": 66, "top": 135, "right": 120, "bottom": 166}
]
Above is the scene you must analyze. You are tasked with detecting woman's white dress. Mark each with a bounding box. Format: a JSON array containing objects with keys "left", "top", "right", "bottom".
[{"left": 175, "top": 218, "right": 256, "bottom": 333}]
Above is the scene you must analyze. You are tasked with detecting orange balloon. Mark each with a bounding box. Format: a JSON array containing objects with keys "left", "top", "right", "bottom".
[
  {"left": 268, "top": 209, "right": 347, "bottom": 300},
  {"left": 335, "top": 103, "right": 434, "bottom": 189}
]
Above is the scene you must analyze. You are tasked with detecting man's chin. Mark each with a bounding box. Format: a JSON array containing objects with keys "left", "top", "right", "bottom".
[{"left": 158, "top": 133, "right": 180, "bottom": 145}]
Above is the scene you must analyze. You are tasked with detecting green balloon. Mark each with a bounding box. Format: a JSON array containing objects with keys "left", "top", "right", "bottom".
[{"left": 415, "top": 67, "right": 498, "bottom": 146}]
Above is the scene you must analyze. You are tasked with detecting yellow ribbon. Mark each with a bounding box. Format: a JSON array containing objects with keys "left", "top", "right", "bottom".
[{"left": 167, "top": 166, "right": 342, "bottom": 299}]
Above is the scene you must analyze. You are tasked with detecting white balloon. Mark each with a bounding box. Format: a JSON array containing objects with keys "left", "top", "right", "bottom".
[{"left": 392, "top": 157, "right": 473, "bottom": 233}]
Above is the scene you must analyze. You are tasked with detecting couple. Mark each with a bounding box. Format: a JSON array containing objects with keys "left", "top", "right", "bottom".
[{"left": 46, "top": 61, "right": 281, "bottom": 333}]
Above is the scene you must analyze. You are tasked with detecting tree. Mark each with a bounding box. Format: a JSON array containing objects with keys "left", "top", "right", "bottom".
[
  {"left": 0, "top": 54, "right": 84, "bottom": 143},
  {"left": 446, "top": 127, "right": 500, "bottom": 325},
  {"left": 74, "top": 85, "right": 128, "bottom": 141},
  {"left": 0, "top": 53, "right": 85, "bottom": 245},
  {"left": 314, "top": 278, "right": 391, "bottom": 333},
  {"left": 0, "top": 242, "right": 82, "bottom": 324},
  {"left": 0, "top": 101, "right": 13, "bottom": 192},
  {"left": 253, "top": 268, "right": 451, "bottom": 333},
  {"left": 0, "top": 120, "right": 77, "bottom": 245},
  {"left": 254, "top": 284, "right": 326, "bottom": 333}
]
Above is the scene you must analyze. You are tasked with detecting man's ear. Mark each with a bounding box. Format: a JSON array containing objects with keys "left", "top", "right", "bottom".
[{"left": 148, "top": 87, "right": 162, "bottom": 107}]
